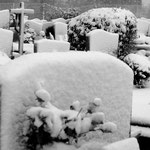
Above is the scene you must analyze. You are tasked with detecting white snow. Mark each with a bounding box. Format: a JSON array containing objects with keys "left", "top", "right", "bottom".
[
  {"left": 137, "top": 18, "right": 150, "bottom": 36},
  {"left": 0, "top": 51, "right": 133, "bottom": 150},
  {"left": 87, "top": 29, "right": 119, "bottom": 55},
  {"left": 25, "top": 19, "right": 43, "bottom": 34}
]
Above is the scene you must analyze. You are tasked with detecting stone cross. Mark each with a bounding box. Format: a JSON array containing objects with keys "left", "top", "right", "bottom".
[{"left": 11, "top": 2, "right": 34, "bottom": 55}]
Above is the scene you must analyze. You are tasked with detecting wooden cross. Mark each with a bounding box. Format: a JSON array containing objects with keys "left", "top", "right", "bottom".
[{"left": 11, "top": 2, "right": 34, "bottom": 55}]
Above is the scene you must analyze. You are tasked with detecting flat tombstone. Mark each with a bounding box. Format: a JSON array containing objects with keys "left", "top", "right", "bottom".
[
  {"left": 0, "top": 10, "right": 9, "bottom": 28},
  {"left": 34, "top": 39, "right": 70, "bottom": 52},
  {"left": 87, "top": 29, "right": 119, "bottom": 56},
  {"left": 54, "top": 22, "right": 68, "bottom": 41},
  {"left": 0, "top": 28, "right": 13, "bottom": 57}
]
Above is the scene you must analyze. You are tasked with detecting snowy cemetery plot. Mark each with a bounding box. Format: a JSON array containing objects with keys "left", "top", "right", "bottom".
[
  {"left": 0, "top": 52, "right": 133, "bottom": 150},
  {"left": 0, "top": 9, "right": 10, "bottom": 28},
  {"left": 34, "top": 39, "right": 70, "bottom": 52},
  {"left": 86, "top": 29, "right": 119, "bottom": 55},
  {"left": 0, "top": 28, "right": 13, "bottom": 57}
]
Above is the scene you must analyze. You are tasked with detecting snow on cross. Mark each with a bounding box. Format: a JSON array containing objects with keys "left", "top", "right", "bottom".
[{"left": 11, "top": 2, "right": 34, "bottom": 55}]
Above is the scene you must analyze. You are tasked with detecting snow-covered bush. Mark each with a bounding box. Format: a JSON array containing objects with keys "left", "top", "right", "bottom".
[
  {"left": 68, "top": 8, "right": 137, "bottom": 59},
  {"left": 124, "top": 53, "right": 150, "bottom": 88}
]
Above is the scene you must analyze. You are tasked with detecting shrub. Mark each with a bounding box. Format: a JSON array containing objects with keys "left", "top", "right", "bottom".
[
  {"left": 68, "top": 8, "right": 137, "bottom": 59},
  {"left": 124, "top": 53, "right": 150, "bottom": 88}
]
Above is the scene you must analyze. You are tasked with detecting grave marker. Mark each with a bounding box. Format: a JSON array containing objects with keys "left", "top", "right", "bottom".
[
  {"left": 11, "top": 2, "right": 34, "bottom": 55},
  {"left": 0, "top": 28, "right": 13, "bottom": 56},
  {"left": 0, "top": 9, "right": 9, "bottom": 28},
  {"left": 54, "top": 22, "right": 68, "bottom": 41},
  {"left": 87, "top": 29, "right": 119, "bottom": 55},
  {"left": 34, "top": 39, "right": 70, "bottom": 52}
]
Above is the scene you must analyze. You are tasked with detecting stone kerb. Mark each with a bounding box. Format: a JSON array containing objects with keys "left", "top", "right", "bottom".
[
  {"left": 0, "top": 52, "right": 133, "bottom": 150},
  {"left": 86, "top": 29, "right": 119, "bottom": 56}
]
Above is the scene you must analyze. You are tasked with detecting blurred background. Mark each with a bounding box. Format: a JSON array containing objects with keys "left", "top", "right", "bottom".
[{"left": 0, "top": 0, "right": 150, "bottom": 20}]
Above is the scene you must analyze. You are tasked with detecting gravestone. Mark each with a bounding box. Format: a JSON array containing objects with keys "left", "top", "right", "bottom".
[
  {"left": 25, "top": 19, "right": 43, "bottom": 35},
  {"left": 86, "top": 29, "right": 119, "bottom": 55},
  {"left": 52, "top": 17, "right": 66, "bottom": 23},
  {"left": 54, "top": 22, "right": 68, "bottom": 41},
  {"left": 34, "top": 39, "right": 70, "bottom": 52},
  {"left": 0, "top": 9, "right": 9, "bottom": 28},
  {"left": 0, "top": 28, "right": 13, "bottom": 57},
  {"left": 137, "top": 18, "right": 150, "bottom": 36},
  {"left": 0, "top": 52, "right": 133, "bottom": 150}
]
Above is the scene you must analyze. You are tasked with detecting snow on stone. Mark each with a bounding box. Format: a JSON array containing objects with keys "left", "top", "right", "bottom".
[
  {"left": 34, "top": 39, "right": 70, "bottom": 52},
  {"left": 137, "top": 18, "right": 150, "bottom": 35},
  {"left": 54, "top": 22, "right": 68, "bottom": 41},
  {"left": 0, "top": 52, "right": 133, "bottom": 150},
  {"left": 87, "top": 29, "right": 119, "bottom": 55},
  {"left": 0, "top": 28, "right": 13, "bottom": 57},
  {"left": 0, "top": 9, "right": 9, "bottom": 28}
]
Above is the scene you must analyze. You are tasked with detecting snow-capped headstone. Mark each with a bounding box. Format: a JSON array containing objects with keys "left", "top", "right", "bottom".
[
  {"left": 137, "top": 19, "right": 150, "bottom": 36},
  {"left": 54, "top": 22, "right": 68, "bottom": 41},
  {"left": 0, "top": 9, "right": 9, "bottom": 28},
  {"left": 34, "top": 39, "right": 70, "bottom": 52},
  {"left": 52, "top": 18, "right": 66, "bottom": 23},
  {"left": 25, "top": 19, "right": 43, "bottom": 35},
  {"left": 86, "top": 29, "right": 119, "bottom": 55},
  {"left": 0, "top": 28, "right": 13, "bottom": 56},
  {"left": 0, "top": 52, "right": 133, "bottom": 150}
]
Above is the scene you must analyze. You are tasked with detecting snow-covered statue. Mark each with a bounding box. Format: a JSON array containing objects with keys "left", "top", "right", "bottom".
[{"left": 26, "top": 89, "right": 117, "bottom": 149}]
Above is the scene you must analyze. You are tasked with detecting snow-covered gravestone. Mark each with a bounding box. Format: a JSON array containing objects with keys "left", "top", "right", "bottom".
[
  {"left": 86, "top": 29, "right": 119, "bottom": 55},
  {"left": 52, "top": 18, "right": 66, "bottom": 23},
  {"left": 0, "top": 9, "right": 9, "bottom": 28},
  {"left": 34, "top": 39, "right": 70, "bottom": 52},
  {"left": 0, "top": 28, "right": 13, "bottom": 57},
  {"left": 0, "top": 52, "right": 133, "bottom": 150},
  {"left": 54, "top": 22, "right": 68, "bottom": 41},
  {"left": 137, "top": 19, "right": 150, "bottom": 36},
  {"left": 25, "top": 19, "right": 43, "bottom": 35}
]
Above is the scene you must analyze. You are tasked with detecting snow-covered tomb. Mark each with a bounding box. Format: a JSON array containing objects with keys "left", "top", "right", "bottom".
[
  {"left": 34, "top": 39, "right": 70, "bottom": 52},
  {"left": 0, "top": 52, "right": 133, "bottom": 150},
  {"left": 86, "top": 29, "right": 119, "bottom": 55}
]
